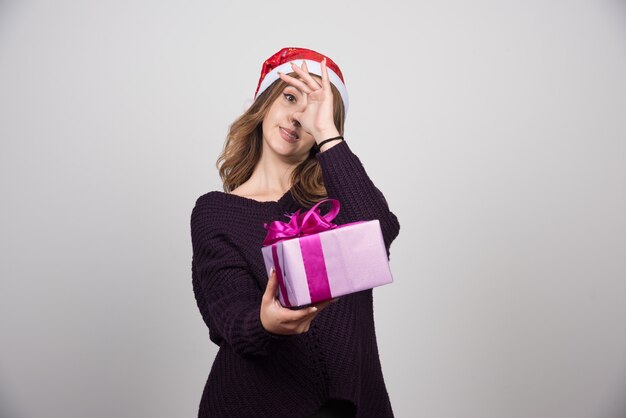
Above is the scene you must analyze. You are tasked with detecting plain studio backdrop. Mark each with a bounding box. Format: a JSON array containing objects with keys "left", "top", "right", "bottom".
[{"left": 1, "top": 0, "right": 625, "bottom": 417}]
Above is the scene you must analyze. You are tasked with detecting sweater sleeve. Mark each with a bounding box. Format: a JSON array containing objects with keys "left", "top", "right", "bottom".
[
  {"left": 190, "top": 197, "right": 291, "bottom": 358},
  {"left": 315, "top": 140, "right": 400, "bottom": 256}
]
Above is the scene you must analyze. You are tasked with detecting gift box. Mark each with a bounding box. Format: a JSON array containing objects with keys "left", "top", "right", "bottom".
[{"left": 261, "top": 198, "right": 393, "bottom": 308}]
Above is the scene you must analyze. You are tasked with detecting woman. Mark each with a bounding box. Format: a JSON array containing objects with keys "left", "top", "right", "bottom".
[{"left": 190, "top": 47, "right": 400, "bottom": 418}]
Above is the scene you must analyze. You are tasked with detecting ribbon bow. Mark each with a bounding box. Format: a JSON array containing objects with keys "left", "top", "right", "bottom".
[{"left": 262, "top": 198, "right": 341, "bottom": 246}]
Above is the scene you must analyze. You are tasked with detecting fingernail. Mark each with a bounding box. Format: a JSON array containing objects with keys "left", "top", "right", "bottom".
[
  {"left": 310, "top": 306, "right": 317, "bottom": 312},
  {"left": 270, "top": 267, "right": 275, "bottom": 274}
]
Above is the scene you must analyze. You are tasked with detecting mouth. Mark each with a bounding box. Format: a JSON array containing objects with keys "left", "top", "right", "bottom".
[{"left": 280, "top": 127, "right": 299, "bottom": 142}]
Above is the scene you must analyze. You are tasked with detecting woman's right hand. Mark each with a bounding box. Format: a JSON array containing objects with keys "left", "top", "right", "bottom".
[{"left": 260, "top": 268, "right": 339, "bottom": 335}]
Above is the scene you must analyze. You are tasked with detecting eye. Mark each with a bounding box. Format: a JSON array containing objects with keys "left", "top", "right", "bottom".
[{"left": 283, "top": 93, "right": 296, "bottom": 103}]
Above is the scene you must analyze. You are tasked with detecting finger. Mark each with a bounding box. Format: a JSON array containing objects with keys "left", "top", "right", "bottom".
[
  {"left": 278, "top": 71, "right": 314, "bottom": 94},
  {"left": 312, "top": 299, "right": 332, "bottom": 311},
  {"left": 263, "top": 268, "right": 278, "bottom": 301},
  {"left": 321, "top": 57, "right": 332, "bottom": 91},
  {"left": 281, "top": 305, "right": 318, "bottom": 322},
  {"left": 285, "top": 301, "right": 329, "bottom": 323},
  {"left": 295, "top": 61, "right": 322, "bottom": 90}
]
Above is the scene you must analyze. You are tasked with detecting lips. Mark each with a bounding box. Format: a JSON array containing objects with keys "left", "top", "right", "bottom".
[{"left": 280, "top": 127, "right": 299, "bottom": 141}]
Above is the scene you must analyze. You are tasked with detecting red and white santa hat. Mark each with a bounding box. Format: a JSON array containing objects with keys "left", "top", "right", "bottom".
[{"left": 251, "top": 47, "right": 349, "bottom": 114}]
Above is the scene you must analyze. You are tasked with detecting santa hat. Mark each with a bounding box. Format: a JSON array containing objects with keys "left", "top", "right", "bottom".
[{"left": 249, "top": 47, "right": 349, "bottom": 115}]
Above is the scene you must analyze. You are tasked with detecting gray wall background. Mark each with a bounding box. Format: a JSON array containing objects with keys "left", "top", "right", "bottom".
[{"left": 1, "top": 0, "right": 625, "bottom": 417}]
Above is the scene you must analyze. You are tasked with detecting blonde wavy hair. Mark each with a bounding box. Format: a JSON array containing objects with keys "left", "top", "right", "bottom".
[{"left": 216, "top": 72, "right": 346, "bottom": 208}]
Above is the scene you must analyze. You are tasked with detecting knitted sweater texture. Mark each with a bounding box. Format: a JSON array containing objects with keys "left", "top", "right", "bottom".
[{"left": 190, "top": 141, "right": 400, "bottom": 418}]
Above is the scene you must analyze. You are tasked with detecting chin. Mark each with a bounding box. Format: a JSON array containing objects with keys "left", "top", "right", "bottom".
[{"left": 267, "top": 139, "right": 309, "bottom": 160}]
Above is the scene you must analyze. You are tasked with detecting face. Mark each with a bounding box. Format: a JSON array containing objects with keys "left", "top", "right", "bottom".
[{"left": 261, "top": 78, "right": 318, "bottom": 162}]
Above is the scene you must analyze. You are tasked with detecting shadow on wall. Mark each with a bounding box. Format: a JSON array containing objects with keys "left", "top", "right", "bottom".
[
  {"left": 613, "top": 0, "right": 626, "bottom": 30},
  {"left": 0, "top": 379, "right": 23, "bottom": 418},
  {"left": 0, "top": 0, "right": 20, "bottom": 47},
  {"left": 611, "top": 375, "right": 626, "bottom": 418}
]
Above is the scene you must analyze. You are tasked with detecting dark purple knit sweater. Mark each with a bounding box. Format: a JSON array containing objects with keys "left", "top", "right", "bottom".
[{"left": 190, "top": 141, "right": 400, "bottom": 418}]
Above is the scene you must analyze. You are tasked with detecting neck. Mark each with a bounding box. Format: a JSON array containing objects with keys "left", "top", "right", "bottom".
[{"left": 247, "top": 146, "right": 302, "bottom": 196}]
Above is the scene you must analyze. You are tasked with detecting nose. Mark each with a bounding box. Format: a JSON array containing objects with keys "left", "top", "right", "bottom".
[
  {"left": 289, "top": 109, "right": 302, "bottom": 128},
  {"left": 288, "top": 94, "right": 307, "bottom": 127}
]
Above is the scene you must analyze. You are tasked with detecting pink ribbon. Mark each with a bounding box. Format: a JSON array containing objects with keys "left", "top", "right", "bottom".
[{"left": 263, "top": 199, "right": 341, "bottom": 246}]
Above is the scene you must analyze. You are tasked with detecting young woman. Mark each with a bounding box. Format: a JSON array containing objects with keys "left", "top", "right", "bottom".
[{"left": 190, "top": 47, "right": 400, "bottom": 418}]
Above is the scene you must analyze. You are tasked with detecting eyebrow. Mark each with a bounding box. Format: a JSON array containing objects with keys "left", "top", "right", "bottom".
[{"left": 284, "top": 85, "right": 304, "bottom": 96}]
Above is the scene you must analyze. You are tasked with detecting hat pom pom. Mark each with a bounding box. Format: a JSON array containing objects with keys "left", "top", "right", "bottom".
[{"left": 242, "top": 98, "right": 254, "bottom": 112}]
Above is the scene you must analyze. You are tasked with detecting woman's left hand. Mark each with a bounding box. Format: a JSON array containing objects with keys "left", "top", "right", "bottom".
[{"left": 278, "top": 57, "right": 340, "bottom": 143}]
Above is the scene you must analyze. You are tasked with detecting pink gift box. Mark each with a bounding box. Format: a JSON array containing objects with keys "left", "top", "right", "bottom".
[{"left": 261, "top": 199, "right": 393, "bottom": 308}]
